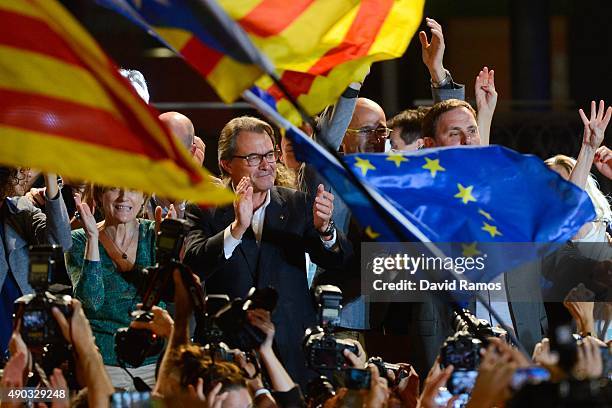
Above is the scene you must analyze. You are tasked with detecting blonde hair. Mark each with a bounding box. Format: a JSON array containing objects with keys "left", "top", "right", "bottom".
[{"left": 545, "top": 154, "right": 612, "bottom": 222}]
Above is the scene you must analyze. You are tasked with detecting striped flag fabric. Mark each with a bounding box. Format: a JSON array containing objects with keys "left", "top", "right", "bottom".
[
  {"left": 0, "top": 0, "right": 233, "bottom": 205},
  {"left": 98, "top": 0, "right": 425, "bottom": 124}
]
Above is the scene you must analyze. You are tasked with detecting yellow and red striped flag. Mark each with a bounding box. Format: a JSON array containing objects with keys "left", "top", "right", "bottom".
[
  {"left": 100, "top": 0, "right": 424, "bottom": 124},
  {"left": 246, "top": 0, "right": 425, "bottom": 123},
  {"left": 0, "top": 0, "right": 233, "bottom": 205}
]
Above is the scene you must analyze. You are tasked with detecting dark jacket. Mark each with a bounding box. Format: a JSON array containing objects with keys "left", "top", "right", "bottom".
[{"left": 183, "top": 186, "right": 351, "bottom": 386}]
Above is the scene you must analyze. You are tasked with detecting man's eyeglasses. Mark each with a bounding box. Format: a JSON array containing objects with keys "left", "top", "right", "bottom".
[
  {"left": 346, "top": 126, "right": 391, "bottom": 140},
  {"left": 232, "top": 150, "right": 281, "bottom": 166}
]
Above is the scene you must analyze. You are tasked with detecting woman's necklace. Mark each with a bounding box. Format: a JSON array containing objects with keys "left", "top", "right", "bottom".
[{"left": 104, "top": 221, "right": 139, "bottom": 260}]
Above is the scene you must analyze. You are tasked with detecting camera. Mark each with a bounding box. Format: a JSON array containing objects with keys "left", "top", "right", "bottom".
[
  {"left": 447, "top": 370, "right": 478, "bottom": 395},
  {"left": 303, "top": 285, "right": 358, "bottom": 371},
  {"left": 15, "top": 245, "right": 72, "bottom": 347},
  {"left": 213, "top": 287, "right": 278, "bottom": 351},
  {"left": 114, "top": 311, "right": 165, "bottom": 368},
  {"left": 367, "top": 356, "right": 410, "bottom": 387},
  {"left": 440, "top": 331, "right": 483, "bottom": 371},
  {"left": 115, "top": 219, "right": 199, "bottom": 368},
  {"left": 140, "top": 218, "right": 190, "bottom": 305},
  {"left": 452, "top": 308, "right": 507, "bottom": 343}
]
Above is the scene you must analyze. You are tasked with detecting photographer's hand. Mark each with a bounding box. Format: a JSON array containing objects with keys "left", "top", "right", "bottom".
[
  {"left": 51, "top": 299, "right": 113, "bottom": 407},
  {"left": 394, "top": 364, "right": 419, "bottom": 408},
  {"left": 364, "top": 364, "right": 389, "bottom": 408},
  {"left": 247, "top": 309, "right": 295, "bottom": 392},
  {"left": 572, "top": 336, "right": 604, "bottom": 380},
  {"left": 418, "top": 357, "right": 453, "bottom": 408},
  {"left": 154, "top": 269, "right": 196, "bottom": 397},
  {"left": 343, "top": 340, "right": 366, "bottom": 368},
  {"left": 466, "top": 343, "right": 516, "bottom": 408},
  {"left": 130, "top": 305, "right": 174, "bottom": 339}
]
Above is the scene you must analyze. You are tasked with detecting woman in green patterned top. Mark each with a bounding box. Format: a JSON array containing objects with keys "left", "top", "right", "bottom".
[{"left": 66, "top": 186, "right": 174, "bottom": 390}]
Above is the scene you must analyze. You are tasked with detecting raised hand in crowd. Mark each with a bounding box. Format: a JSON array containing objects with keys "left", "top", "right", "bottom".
[
  {"left": 51, "top": 298, "right": 114, "bottom": 407},
  {"left": 154, "top": 202, "right": 177, "bottom": 233},
  {"left": 73, "top": 192, "right": 100, "bottom": 262},
  {"left": 563, "top": 283, "right": 596, "bottom": 336},
  {"left": 230, "top": 176, "right": 254, "bottom": 239},
  {"left": 418, "top": 17, "right": 447, "bottom": 85},
  {"left": 193, "top": 135, "right": 206, "bottom": 167},
  {"left": 313, "top": 184, "right": 335, "bottom": 240},
  {"left": 474, "top": 66, "right": 498, "bottom": 145},
  {"left": 594, "top": 145, "right": 612, "bottom": 179},
  {"left": 571, "top": 100, "right": 612, "bottom": 188}
]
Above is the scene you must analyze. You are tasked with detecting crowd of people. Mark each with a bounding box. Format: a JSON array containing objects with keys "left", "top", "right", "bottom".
[{"left": 0, "top": 17, "right": 610, "bottom": 408}]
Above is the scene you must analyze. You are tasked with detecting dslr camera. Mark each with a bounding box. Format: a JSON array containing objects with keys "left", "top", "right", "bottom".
[
  {"left": 212, "top": 287, "right": 278, "bottom": 352},
  {"left": 303, "top": 285, "right": 358, "bottom": 371},
  {"left": 115, "top": 219, "right": 201, "bottom": 367},
  {"left": 15, "top": 245, "right": 72, "bottom": 347}
]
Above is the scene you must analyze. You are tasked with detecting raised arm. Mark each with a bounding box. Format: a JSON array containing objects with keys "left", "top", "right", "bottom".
[
  {"left": 474, "top": 67, "right": 498, "bottom": 145},
  {"left": 570, "top": 100, "right": 612, "bottom": 189},
  {"left": 419, "top": 17, "right": 465, "bottom": 102}
]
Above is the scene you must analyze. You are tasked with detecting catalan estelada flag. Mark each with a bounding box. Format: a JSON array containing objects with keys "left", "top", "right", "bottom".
[
  {"left": 0, "top": 0, "right": 232, "bottom": 205},
  {"left": 98, "top": 0, "right": 424, "bottom": 124}
]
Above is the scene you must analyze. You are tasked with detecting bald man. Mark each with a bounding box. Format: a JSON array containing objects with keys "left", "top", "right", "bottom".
[
  {"left": 341, "top": 98, "right": 389, "bottom": 153},
  {"left": 159, "top": 111, "right": 195, "bottom": 150},
  {"left": 147, "top": 112, "right": 207, "bottom": 219}
]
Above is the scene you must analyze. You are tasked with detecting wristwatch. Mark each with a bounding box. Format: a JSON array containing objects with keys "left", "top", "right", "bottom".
[
  {"left": 431, "top": 69, "right": 452, "bottom": 88},
  {"left": 319, "top": 219, "right": 336, "bottom": 238}
]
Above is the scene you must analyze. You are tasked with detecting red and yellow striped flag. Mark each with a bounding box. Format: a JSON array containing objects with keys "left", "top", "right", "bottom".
[
  {"left": 109, "top": 0, "right": 424, "bottom": 124},
  {"left": 0, "top": 0, "right": 233, "bottom": 205},
  {"left": 250, "top": 0, "right": 424, "bottom": 124}
]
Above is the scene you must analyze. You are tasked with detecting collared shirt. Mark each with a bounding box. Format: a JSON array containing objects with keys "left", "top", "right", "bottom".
[{"left": 223, "top": 190, "right": 336, "bottom": 259}]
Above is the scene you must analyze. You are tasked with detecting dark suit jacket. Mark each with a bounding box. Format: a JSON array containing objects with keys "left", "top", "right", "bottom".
[{"left": 183, "top": 186, "right": 350, "bottom": 386}]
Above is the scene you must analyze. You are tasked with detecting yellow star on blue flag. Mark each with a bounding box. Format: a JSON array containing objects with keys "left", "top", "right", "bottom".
[
  {"left": 482, "top": 222, "right": 502, "bottom": 238},
  {"left": 461, "top": 242, "right": 482, "bottom": 257},
  {"left": 422, "top": 157, "right": 445, "bottom": 178},
  {"left": 455, "top": 184, "right": 477, "bottom": 204},
  {"left": 386, "top": 153, "right": 408, "bottom": 168},
  {"left": 354, "top": 157, "right": 376, "bottom": 176}
]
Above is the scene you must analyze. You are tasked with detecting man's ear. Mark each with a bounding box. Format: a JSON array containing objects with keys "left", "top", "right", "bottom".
[
  {"left": 219, "top": 159, "right": 232, "bottom": 176},
  {"left": 423, "top": 137, "right": 436, "bottom": 148}
]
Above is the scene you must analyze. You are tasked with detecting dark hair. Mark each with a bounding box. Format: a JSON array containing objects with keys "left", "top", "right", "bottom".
[
  {"left": 421, "top": 99, "right": 477, "bottom": 140},
  {"left": 0, "top": 167, "right": 22, "bottom": 200},
  {"left": 177, "top": 345, "right": 247, "bottom": 394},
  {"left": 217, "top": 116, "right": 276, "bottom": 180},
  {"left": 387, "top": 106, "right": 430, "bottom": 144}
]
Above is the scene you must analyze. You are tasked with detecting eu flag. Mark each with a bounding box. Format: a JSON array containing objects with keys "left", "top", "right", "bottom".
[{"left": 286, "top": 128, "right": 595, "bottom": 283}]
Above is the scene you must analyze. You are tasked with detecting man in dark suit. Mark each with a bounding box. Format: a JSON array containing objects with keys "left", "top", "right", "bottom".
[{"left": 183, "top": 116, "right": 349, "bottom": 386}]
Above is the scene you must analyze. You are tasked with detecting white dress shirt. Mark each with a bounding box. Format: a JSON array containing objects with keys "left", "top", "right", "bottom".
[{"left": 222, "top": 190, "right": 336, "bottom": 259}]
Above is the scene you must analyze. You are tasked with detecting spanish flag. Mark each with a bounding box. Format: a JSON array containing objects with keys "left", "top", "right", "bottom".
[
  {"left": 99, "top": 0, "right": 424, "bottom": 124},
  {"left": 0, "top": 0, "right": 233, "bottom": 205}
]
